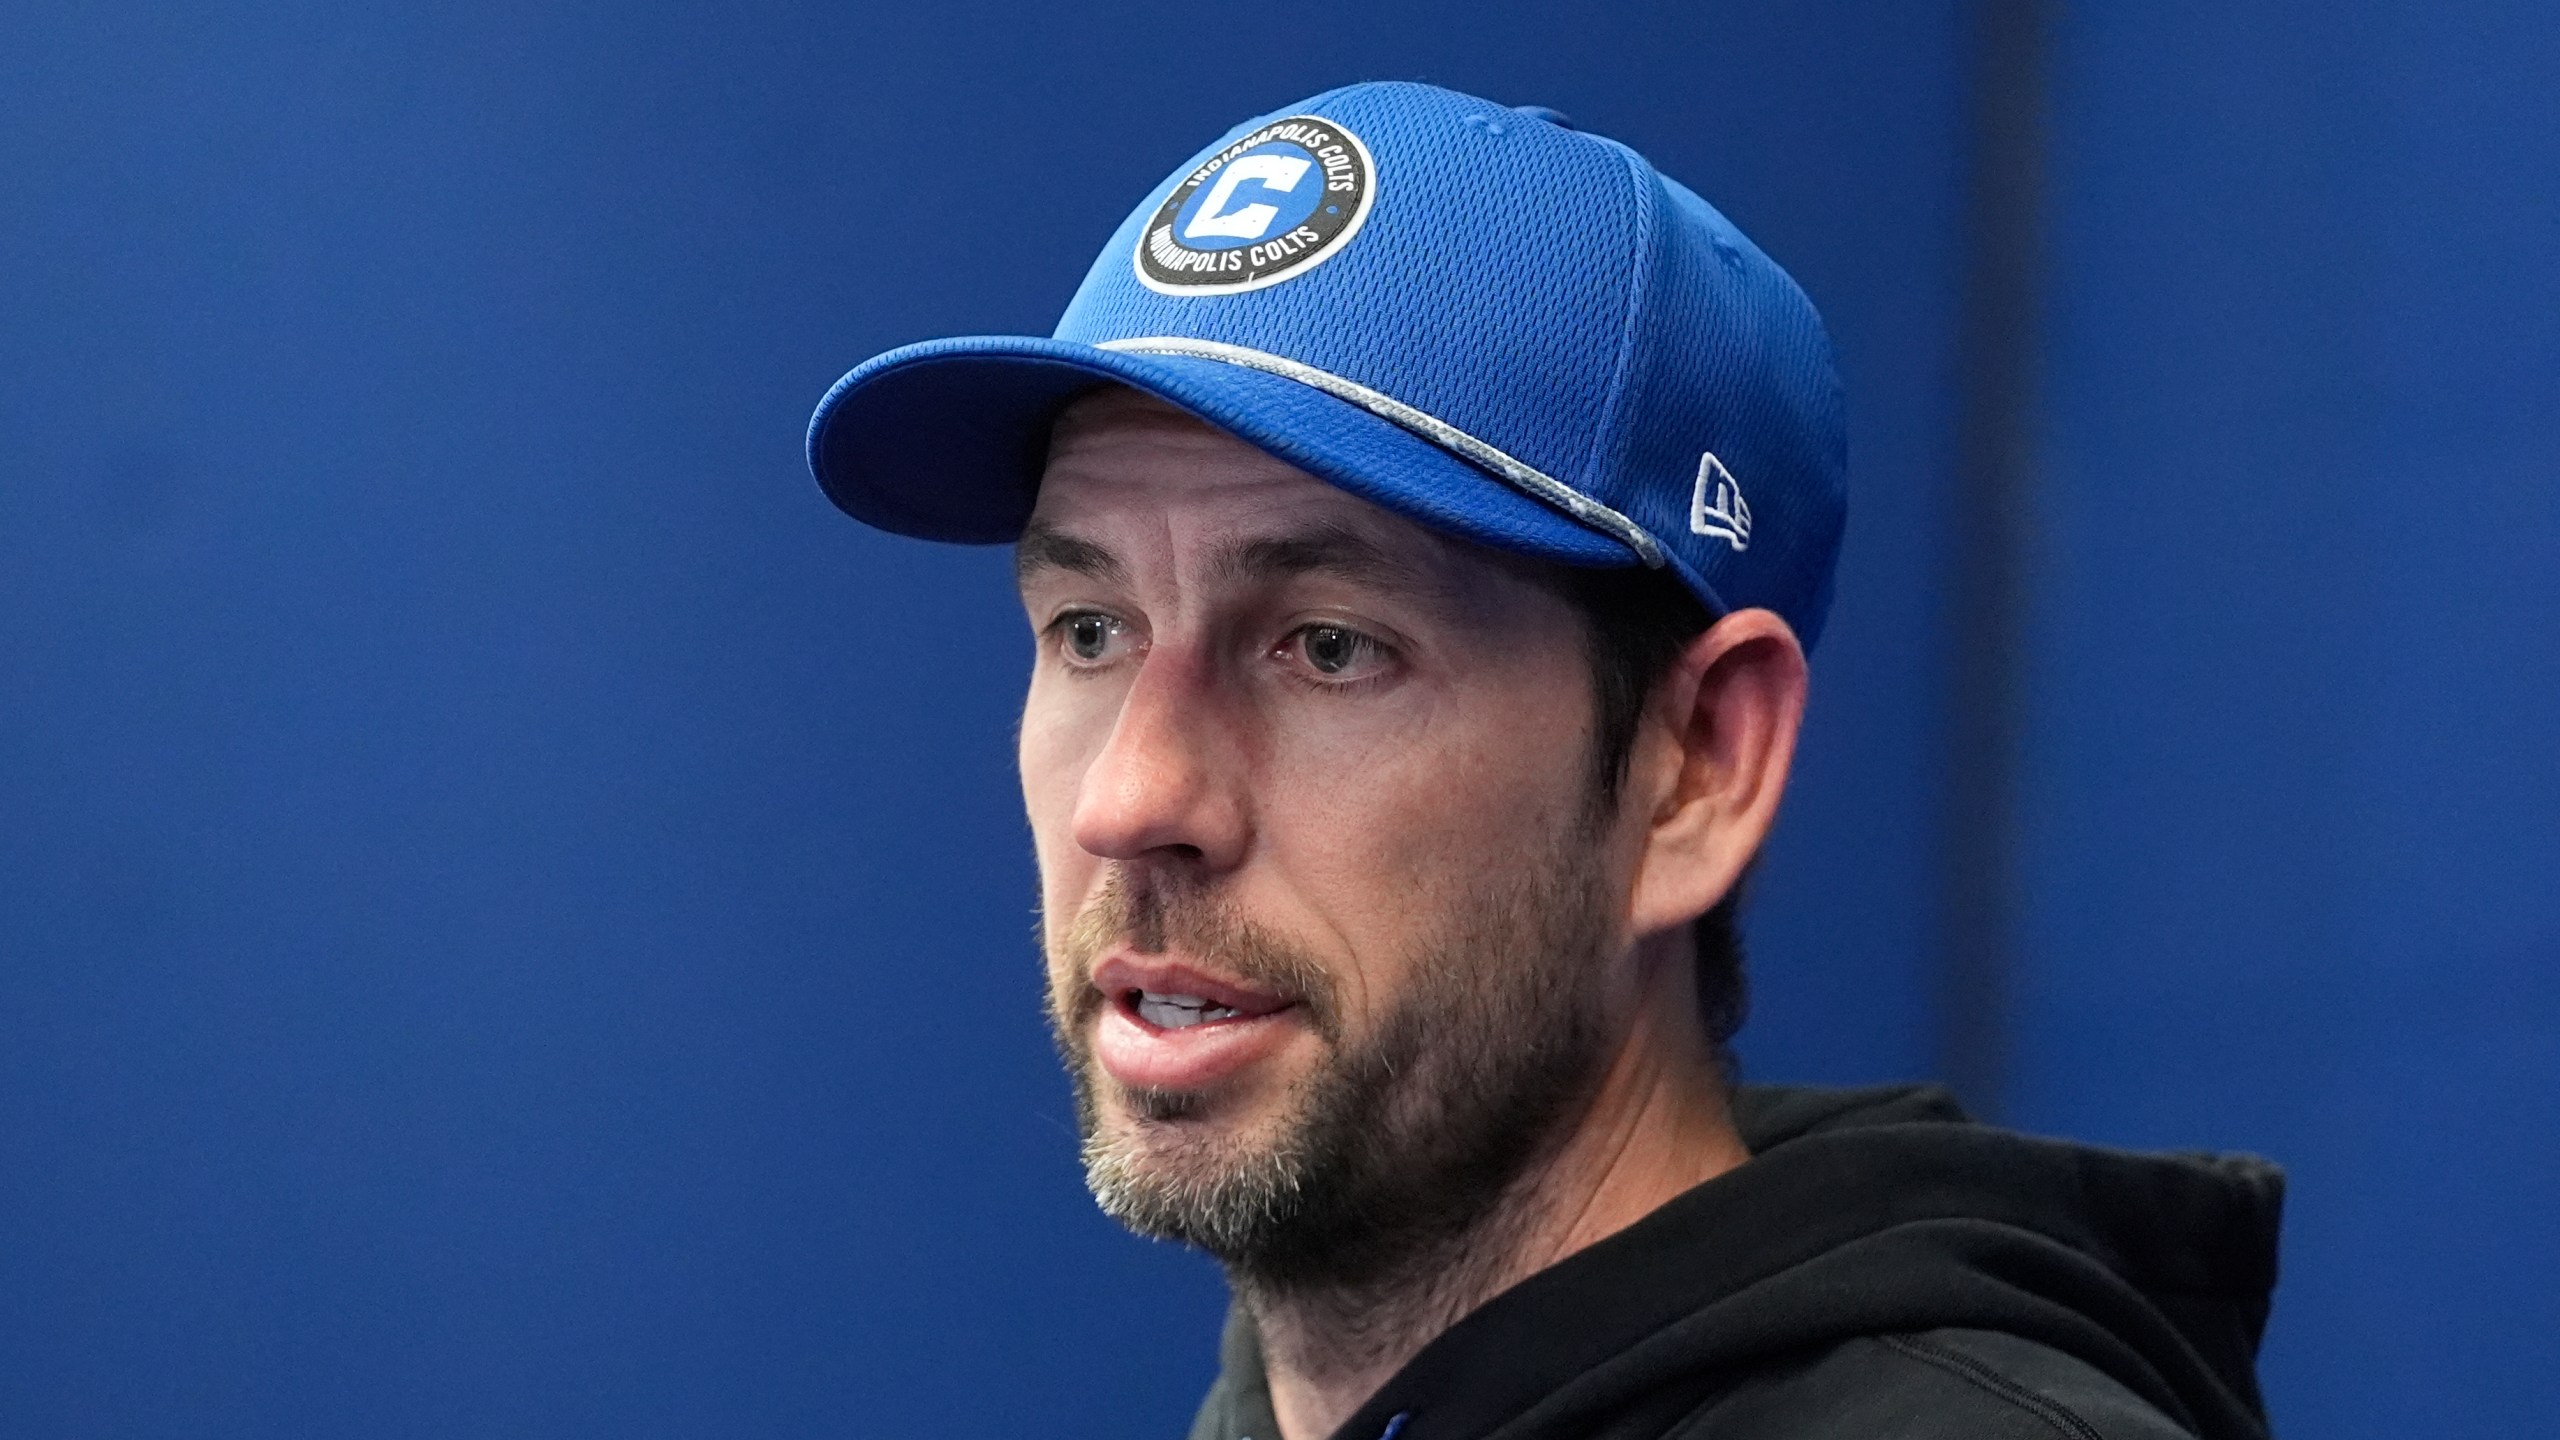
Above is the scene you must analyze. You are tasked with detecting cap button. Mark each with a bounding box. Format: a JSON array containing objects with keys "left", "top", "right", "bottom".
[{"left": 1511, "top": 105, "right": 1575, "bottom": 130}]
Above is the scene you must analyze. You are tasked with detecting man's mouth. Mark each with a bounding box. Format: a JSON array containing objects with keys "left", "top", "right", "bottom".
[
  {"left": 1132, "top": 991, "right": 1247, "bottom": 1028},
  {"left": 1089, "top": 955, "right": 1307, "bottom": 1093}
]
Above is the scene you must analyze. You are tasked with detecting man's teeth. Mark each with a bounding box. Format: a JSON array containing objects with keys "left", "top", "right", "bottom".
[{"left": 1135, "top": 991, "right": 1244, "bottom": 1029}]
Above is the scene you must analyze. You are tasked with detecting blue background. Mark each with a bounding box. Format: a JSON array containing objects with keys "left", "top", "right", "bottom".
[{"left": 0, "top": 2, "right": 2549, "bottom": 1435}]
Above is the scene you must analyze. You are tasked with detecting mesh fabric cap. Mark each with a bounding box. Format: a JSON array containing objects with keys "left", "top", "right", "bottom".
[{"left": 808, "top": 80, "right": 1846, "bottom": 646}]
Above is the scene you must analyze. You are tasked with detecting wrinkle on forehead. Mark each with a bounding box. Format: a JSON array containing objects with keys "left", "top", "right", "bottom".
[
  {"left": 1039, "top": 385, "right": 1313, "bottom": 509},
  {"left": 1046, "top": 383, "right": 1212, "bottom": 456},
  {"left": 1029, "top": 385, "right": 1512, "bottom": 615}
]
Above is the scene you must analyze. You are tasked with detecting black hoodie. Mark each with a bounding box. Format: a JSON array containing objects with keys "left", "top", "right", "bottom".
[{"left": 1186, "top": 1084, "right": 2281, "bottom": 1440}]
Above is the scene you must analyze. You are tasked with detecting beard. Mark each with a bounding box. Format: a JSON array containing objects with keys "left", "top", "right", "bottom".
[{"left": 1043, "top": 826, "right": 1618, "bottom": 1296}]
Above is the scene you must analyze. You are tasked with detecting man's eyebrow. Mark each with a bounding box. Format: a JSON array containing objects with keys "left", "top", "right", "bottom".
[{"left": 1015, "top": 523, "right": 1128, "bottom": 588}]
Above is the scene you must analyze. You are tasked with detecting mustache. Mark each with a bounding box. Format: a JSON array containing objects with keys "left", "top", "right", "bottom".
[{"left": 1052, "top": 867, "right": 1340, "bottom": 1041}]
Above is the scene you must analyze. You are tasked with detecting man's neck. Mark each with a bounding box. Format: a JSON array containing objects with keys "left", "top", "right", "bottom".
[{"left": 1243, "top": 950, "right": 1750, "bottom": 1440}]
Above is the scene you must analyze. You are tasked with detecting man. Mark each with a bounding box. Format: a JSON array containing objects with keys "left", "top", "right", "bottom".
[{"left": 806, "top": 82, "right": 2280, "bottom": 1440}]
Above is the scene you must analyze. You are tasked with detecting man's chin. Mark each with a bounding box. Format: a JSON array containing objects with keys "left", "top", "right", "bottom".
[
  {"left": 1086, "top": 1068, "right": 1295, "bottom": 1156},
  {"left": 1078, "top": 1090, "right": 1315, "bottom": 1251},
  {"left": 1091, "top": 1069, "right": 1267, "bottom": 1130}
]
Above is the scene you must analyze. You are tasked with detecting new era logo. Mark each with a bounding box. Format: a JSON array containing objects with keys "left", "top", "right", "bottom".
[{"left": 1689, "top": 452, "right": 1751, "bottom": 552}]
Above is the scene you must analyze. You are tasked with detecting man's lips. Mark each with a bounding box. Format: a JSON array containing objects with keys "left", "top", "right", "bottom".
[{"left": 1088, "top": 954, "right": 1305, "bottom": 1093}]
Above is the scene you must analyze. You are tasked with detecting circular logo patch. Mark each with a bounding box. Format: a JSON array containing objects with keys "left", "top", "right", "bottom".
[{"left": 1134, "top": 116, "right": 1376, "bottom": 296}]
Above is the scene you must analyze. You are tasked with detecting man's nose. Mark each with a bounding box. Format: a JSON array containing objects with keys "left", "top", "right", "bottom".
[{"left": 1069, "top": 648, "right": 1250, "bottom": 871}]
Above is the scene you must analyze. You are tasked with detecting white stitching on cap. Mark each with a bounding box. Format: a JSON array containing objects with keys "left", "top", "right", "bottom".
[{"left": 1092, "top": 335, "right": 1667, "bottom": 568}]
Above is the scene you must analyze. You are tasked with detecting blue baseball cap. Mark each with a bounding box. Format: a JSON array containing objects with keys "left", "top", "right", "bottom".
[{"left": 807, "top": 80, "right": 1847, "bottom": 646}]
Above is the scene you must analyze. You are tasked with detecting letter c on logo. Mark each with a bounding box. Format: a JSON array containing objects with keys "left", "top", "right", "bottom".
[{"left": 1183, "top": 154, "right": 1312, "bottom": 241}]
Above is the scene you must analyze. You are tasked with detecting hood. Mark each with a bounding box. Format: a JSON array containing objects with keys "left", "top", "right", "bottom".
[{"left": 1195, "top": 1083, "right": 2282, "bottom": 1440}]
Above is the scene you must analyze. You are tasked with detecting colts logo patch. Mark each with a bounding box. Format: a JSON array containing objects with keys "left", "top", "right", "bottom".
[{"left": 1135, "top": 116, "right": 1375, "bottom": 295}]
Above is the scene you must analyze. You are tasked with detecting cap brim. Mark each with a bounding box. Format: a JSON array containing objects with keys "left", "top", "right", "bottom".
[{"left": 805, "top": 334, "right": 1640, "bottom": 568}]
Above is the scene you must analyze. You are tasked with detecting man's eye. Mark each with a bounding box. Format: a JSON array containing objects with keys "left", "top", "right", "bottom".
[
  {"left": 1285, "top": 624, "right": 1388, "bottom": 680},
  {"left": 1057, "top": 612, "right": 1129, "bottom": 665}
]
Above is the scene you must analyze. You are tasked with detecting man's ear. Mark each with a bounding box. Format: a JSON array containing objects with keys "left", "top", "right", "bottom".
[{"left": 1623, "top": 608, "right": 1808, "bottom": 940}]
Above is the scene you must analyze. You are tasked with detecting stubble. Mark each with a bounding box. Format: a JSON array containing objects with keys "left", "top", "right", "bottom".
[{"left": 1043, "top": 824, "right": 1617, "bottom": 1300}]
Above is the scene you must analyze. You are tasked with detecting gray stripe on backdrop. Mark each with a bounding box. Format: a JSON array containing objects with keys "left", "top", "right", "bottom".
[{"left": 1941, "top": 0, "right": 2052, "bottom": 1123}]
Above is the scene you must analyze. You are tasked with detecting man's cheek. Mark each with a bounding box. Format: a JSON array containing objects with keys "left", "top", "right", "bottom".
[
  {"left": 1286, "top": 739, "right": 1551, "bottom": 885},
  {"left": 1017, "top": 730, "right": 1091, "bottom": 868}
]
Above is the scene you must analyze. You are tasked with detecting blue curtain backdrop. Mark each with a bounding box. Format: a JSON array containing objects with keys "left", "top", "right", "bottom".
[
  {"left": 0, "top": 3, "right": 2548, "bottom": 1436},
  {"left": 2023, "top": 4, "right": 2560, "bottom": 1430}
]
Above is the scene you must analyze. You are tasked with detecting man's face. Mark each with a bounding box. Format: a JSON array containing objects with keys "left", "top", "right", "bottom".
[{"left": 1017, "top": 389, "right": 1640, "bottom": 1288}]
